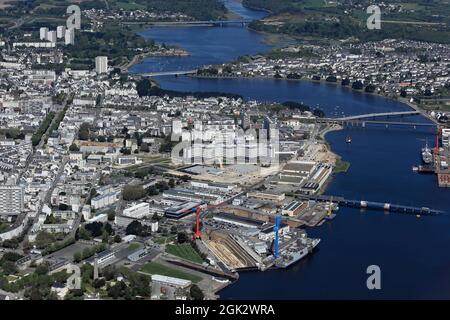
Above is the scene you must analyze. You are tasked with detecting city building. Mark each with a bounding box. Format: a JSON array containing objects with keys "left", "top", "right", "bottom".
[
  {"left": 258, "top": 223, "right": 290, "bottom": 241},
  {"left": 65, "top": 28, "right": 75, "bottom": 45},
  {"left": 40, "top": 27, "right": 49, "bottom": 41},
  {"left": 47, "top": 31, "right": 57, "bottom": 43},
  {"left": 282, "top": 201, "right": 307, "bottom": 217},
  {"left": 246, "top": 191, "right": 286, "bottom": 203},
  {"left": 151, "top": 275, "right": 192, "bottom": 289},
  {"left": 442, "top": 129, "right": 450, "bottom": 148},
  {"left": 164, "top": 201, "right": 201, "bottom": 219},
  {"left": 91, "top": 192, "right": 120, "bottom": 210},
  {"left": 95, "top": 56, "right": 108, "bottom": 74},
  {"left": 56, "top": 26, "right": 66, "bottom": 38},
  {"left": 213, "top": 212, "right": 265, "bottom": 229},
  {"left": 0, "top": 185, "right": 24, "bottom": 216},
  {"left": 123, "top": 202, "right": 150, "bottom": 219}
]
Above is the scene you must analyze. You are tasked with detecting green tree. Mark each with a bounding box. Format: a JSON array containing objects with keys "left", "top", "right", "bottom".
[
  {"left": 2, "top": 261, "right": 17, "bottom": 275},
  {"left": 78, "top": 123, "right": 91, "bottom": 141},
  {"left": 73, "top": 252, "right": 82, "bottom": 263},
  {"left": 177, "top": 232, "right": 188, "bottom": 244},
  {"left": 69, "top": 143, "right": 80, "bottom": 152},
  {"left": 190, "top": 284, "right": 204, "bottom": 300},
  {"left": 122, "top": 185, "right": 146, "bottom": 201}
]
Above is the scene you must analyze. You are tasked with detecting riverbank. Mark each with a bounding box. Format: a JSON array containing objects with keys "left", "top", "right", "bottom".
[{"left": 189, "top": 74, "right": 439, "bottom": 121}]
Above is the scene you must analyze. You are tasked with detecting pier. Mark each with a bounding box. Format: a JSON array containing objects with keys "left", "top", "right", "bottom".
[{"left": 296, "top": 195, "right": 444, "bottom": 215}]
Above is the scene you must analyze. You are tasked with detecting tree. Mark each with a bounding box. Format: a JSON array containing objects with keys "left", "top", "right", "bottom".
[
  {"left": 73, "top": 252, "right": 82, "bottom": 263},
  {"left": 190, "top": 284, "right": 204, "bottom": 300},
  {"left": 177, "top": 232, "right": 188, "bottom": 244},
  {"left": 69, "top": 143, "right": 80, "bottom": 152},
  {"left": 78, "top": 227, "right": 92, "bottom": 240},
  {"left": 352, "top": 80, "right": 364, "bottom": 90},
  {"left": 342, "top": 78, "right": 350, "bottom": 86},
  {"left": 2, "top": 261, "right": 17, "bottom": 275},
  {"left": 136, "top": 79, "right": 152, "bottom": 97},
  {"left": 1, "top": 238, "right": 19, "bottom": 249},
  {"left": 125, "top": 221, "right": 145, "bottom": 236},
  {"left": 84, "top": 222, "right": 103, "bottom": 238},
  {"left": 93, "top": 278, "right": 106, "bottom": 289},
  {"left": 365, "top": 84, "right": 376, "bottom": 93},
  {"left": 140, "top": 142, "right": 150, "bottom": 152},
  {"left": 122, "top": 185, "right": 146, "bottom": 201},
  {"left": 168, "top": 178, "right": 176, "bottom": 188},
  {"left": 107, "top": 210, "right": 115, "bottom": 221},
  {"left": 104, "top": 223, "right": 114, "bottom": 235},
  {"left": 78, "top": 123, "right": 91, "bottom": 141},
  {"left": 102, "top": 231, "right": 109, "bottom": 243},
  {"left": 120, "top": 147, "right": 131, "bottom": 155},
  {"left": 35, "top": 263, "right": 49, "bottom": 275},
  {"left": 326, "top": 75, "right": 337, "bottom": 82},
  {"left": 114, "top": 235, "right": 122, "bottom": 243}
]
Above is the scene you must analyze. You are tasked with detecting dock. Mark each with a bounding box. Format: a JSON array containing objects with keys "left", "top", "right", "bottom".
[{"left": 296, "top": 195, "right": 444, "bottom": 215}]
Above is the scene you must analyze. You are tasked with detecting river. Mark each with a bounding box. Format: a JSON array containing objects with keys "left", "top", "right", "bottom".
[{"left": 130, "top": 0, "right": 450, "bottom": 299}]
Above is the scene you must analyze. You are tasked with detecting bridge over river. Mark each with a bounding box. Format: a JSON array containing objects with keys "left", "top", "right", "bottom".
[
  {"left": 315, "top": 111, "right": 437, "bottom": 127},
  {"left": 122, "top": 19, "right": 252, "bottom": 27}
]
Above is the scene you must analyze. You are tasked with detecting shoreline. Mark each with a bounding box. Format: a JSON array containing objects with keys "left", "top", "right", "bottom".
[
  {"left": 188, "top": 73, "right": 436, "bottom": 119},
  {"left": 122, "top": 2, "right": 441, "bottom": 299}
]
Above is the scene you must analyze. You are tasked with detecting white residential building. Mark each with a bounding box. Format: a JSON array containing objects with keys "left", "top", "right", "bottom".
[
  {"left": 40, "top": 27, "right": 49, "bottom": 41},
  {"left": 0, "top": 186, "right": 24, "bottom": 216},
  {"left": 65, "top": 28, "right": 75, "bottom": 45},
  {"left": 123, "top": 202, "right": 150, "bottom": 219},
  {"left": 95, "top": 56, "right": 108, "bottom": 74}
]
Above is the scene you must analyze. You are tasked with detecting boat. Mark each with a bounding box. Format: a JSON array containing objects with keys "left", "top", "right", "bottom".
[
  {"left": 275, "top": 238, "right": 320, "bottom": 268},
  {"left": 421, "top": 141, "right": 433, "bottom": 164},
  {"left": 346, "top": 136, "right": 352, "bottom": 144}
]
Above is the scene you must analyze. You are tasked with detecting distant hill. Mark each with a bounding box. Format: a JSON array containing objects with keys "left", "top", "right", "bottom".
[{"left": 243, "top": 0, "right": 450, "bottom": 44}]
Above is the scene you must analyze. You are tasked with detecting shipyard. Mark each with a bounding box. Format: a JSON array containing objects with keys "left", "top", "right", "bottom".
[
  {"left": 414, "top": 128, "right": 450, "bottom": 188},
  {"left": 0, "top": 0, "right": 450, "bottom": 303}
]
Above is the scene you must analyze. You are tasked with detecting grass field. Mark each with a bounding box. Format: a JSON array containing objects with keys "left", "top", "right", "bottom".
[
  {"left": 127, "top": 243, "right": 141, "bottom": 252},
  {"left": 140, "top": 262, "right": 202, "bottom": 283},
  {"left": 154, "top": 235, "right": 176, "bottom": 245},
  {"left": 334, "top": 158, "right": 351, "bottom": 174},
  {"left": 166, "top": 243, "right": 204, "bottom": 264}
]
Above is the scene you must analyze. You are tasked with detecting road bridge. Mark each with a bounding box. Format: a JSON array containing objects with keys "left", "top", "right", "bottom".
[
  {"left": 122, "top": 20, "right": 252, "bottom": 27},
  {"left": 335, "top": 111, "right": 420, "bottom": 121},
  {"left": 141, "top": 70, "right": 197, "bottom": 77},
  {"left": 311, "top": 111, "right": 436, "bottom": 127}
]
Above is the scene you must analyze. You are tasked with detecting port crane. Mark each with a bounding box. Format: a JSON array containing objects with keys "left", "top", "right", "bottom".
[
  {"left": 273, "top": 215, "right": 281, "bottom": 258},
  {"left": 192, "top": 201, "right": 228, "bottom": 241}
]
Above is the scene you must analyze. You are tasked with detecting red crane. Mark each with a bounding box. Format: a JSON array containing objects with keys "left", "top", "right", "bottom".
[
  {"left": 192, "top": 201, "right": 228, "bottom": 241},
  {"left": 193, "top": 207, "right": 202, "bottom": 240},
  {"left": 435, "top": 127, "right": 441, "bottom": 156}
]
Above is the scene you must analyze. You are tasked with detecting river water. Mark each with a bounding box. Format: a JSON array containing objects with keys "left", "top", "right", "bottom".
[{"left": 131, "top": 0, "right": 450, "bottom": 299}]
